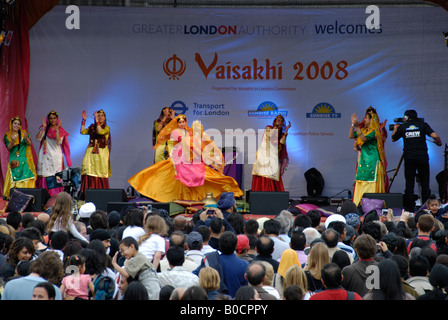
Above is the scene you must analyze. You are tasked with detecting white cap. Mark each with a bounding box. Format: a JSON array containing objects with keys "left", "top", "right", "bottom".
[
  {"left": 324, "top": 213, "right": 346, "bottom": 229},
  {"left": 79, "top": 202, "right": 96, "bottom": 218}
]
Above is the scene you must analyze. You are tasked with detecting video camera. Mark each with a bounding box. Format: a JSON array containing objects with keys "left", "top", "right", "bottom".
[{"left": 388, "top": 117, "right": 424, "bottom": 131}]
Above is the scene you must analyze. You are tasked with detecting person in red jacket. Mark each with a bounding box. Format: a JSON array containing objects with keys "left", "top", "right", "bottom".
[{"left": 309, "top": 263, "right": 362, "bottom": 300}]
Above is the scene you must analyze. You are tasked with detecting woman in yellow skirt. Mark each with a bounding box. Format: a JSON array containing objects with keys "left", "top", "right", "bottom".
[{"left": 128, "top": 114, "right": 243, "bottom": 202}]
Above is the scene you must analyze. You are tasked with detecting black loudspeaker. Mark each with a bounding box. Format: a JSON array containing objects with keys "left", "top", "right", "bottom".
[
  {"left": 248, "top": 191, "right": 290, "bottom": 215},
  {"left": 13, "top": 188, "right": 50, "bottom": 212},
  {"left": 85, "top": 189, "right": 127, "bottom": 211},
  {"left": 106, "top": 202, "right": 137, "bottom": 213},
  {"left": 300, "top": 196, "right": 330, "bottom": 206},
  {"left": 363, "top": 193, "right": 403, "bottom": 209},
  {"left": 304, "top": 168, "right": 325, "bottom": 196}
]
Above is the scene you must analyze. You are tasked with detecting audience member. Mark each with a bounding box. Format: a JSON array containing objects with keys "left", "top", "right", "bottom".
[
  {"left": 32, "top": 281, "right": 56, "bottom": 300},
  {"left": 181, "top": 285, "right": 208, "bottom": 300},
  {"left": 123, "top": 281, "right": 149, "bottom": 300},
  {"left": 406, "top": 255, "right": 433, "bottom": 296},
  {"left": 198, "top": 266, "right": 226, "bottom": 300},
  {"left": 282, "top": 264, "right": 310, "bottom": 300},
  {"left": 406, "top": 214, "right": 437, "bottom": 253},
  {"left": 112, "top": 236, "right": 160, "bottom": 300},
  {"left": 158, "top": 246, "right": 199, "bottom": 289},
  {"left": 390, "top": 254, "right": 420, "bottom": 299},
  {"left": 253, "top": 235, "right": 279, "bottom": 273},
  {"left": 263, "top": 219, "right": 290, "bottom": 260},
  {"left": 236, "top": 234, "right": 252, "bottom": 262},
  {"left": 122, "top": 208, "right": 146, "bottom": 241},
  {"left": 138, "top": 215, "right": 168, "bottom": 270},
  {"left": 234, "top": 285, "right": 261, "bottom": 300},
  {"left": 0, "top": 237, "right": 35, "bottom": 282},
  {"left": 217, "top": 191, "right": 237, "bottom": 220},
  {"left": 302, "top": 227, "right": 321, "bottom": 255},
  {"left": 341, "top": 234, "right": 378, "bottom": 297},
  {"left": 2, "top": 251, "right": 63, "bottom": 300},
  {"left": 244, "top": 219, "right": 259, "bottom": 237},
  {"left": 362, "top": 259, "right": 415, "bottom": 300},
  {"left": 289, "top": 230, "right": 308, "bottom": 265},
  {"left": 283, "top": 284, "right": 304, "bottom": 300},
  {"left": 195, "top": 225, "right": 216, "bottom": 255},
  {"left": 310, "top": 263, "right": 362, "bottom": 300},
  {"left": 275, "top": 213, "right": 293, "bottom": 243},
  {"left": 185, "top": 231, "right": 204, "bottom": 266},
  {"left": 245, "top": 261, "right": 277, "bottom": 300},
  {"left": 6, "top": 211, "right": 22, "bottom": 235},
  {"left": 273, "top": 249, "right": 300, "bottom": 297},
  {"left": 303, "top": 242, "right": 329, "bottom": 293}
]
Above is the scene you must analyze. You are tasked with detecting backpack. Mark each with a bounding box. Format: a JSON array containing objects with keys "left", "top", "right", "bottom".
[{"left": 92, "top": 275, "right": 115, "bottom": 300}]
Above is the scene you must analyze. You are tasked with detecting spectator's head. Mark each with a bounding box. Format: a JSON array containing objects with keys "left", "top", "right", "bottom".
[
  {"left": 417, "top": 214, "right": 435, "bottom": 233},
  {"left": 409, "top": 255, "right": 430, "bottom": 277},
  {"left": 32, "top": 281, "right": 56, "bottom": 300},
  {"left": 166, "top": 246, "right": 185, "bottom": 267},
  {"left": 263, "top": 219, "right": 281, "bottom": 236},
  {"left": 209, "top": 217, "right": 224, "bottom": 235},
  {"left": 290, "top": 231, "right": 306, "bottom": 251},
  {"left": 245, "top": 261, "right": 266, "bottom": 286},
  {"left": 49, "top": 230, "right": 70, "bottom": 250},
  {"left": 321, "top": 228, "right": 340, "bottom": 248},
  {"left": 219, "top": 231, "right": 238, "bottom": 255},
  {"left": 255, "top": 235, "right": 274, "bottom": 257},
  {"left": 244, "top": 219, "right": 259, "bottom": 236},
  {"left": 353, "top": 234, "right": 377, "bottom": 260},
  {"left": 321, "top": 263, "right": 343, "bottom": 289},
  {"left": 199, "top": 267, "right": 220, "bottom": 292},
  {"left": 6, "top": 211, "right": 22, "bottom": 230},
  {"left": 30, "top": 251, "right": 64, "bottom": 285},
  {"left": 89, "top": 210, "right": 109, "bottom": 230}
]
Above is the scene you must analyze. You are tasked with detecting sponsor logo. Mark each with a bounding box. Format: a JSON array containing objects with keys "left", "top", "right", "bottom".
[
  {"left": 248, "top": 101, "right": 288, "bottom": 118},
  {"left": 306, "top": 102, "right": 341, "bottom": 118}
]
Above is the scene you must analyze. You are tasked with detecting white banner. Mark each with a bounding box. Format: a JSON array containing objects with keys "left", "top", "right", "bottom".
[{"left": 27, "top": 6, "right": 448, "bottom": 200}]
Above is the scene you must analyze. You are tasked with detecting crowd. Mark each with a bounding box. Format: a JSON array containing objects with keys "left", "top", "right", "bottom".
[{"left": 1, "top": 190, "right": 448, "bottom": 301}]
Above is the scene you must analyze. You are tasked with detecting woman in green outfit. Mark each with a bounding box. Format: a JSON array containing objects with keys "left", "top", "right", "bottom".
[
  {"left": 349, "top": 107, "right": 387, "bottom": 206},
  {"left": 3, "top": 116, "right": 37, "bottom": 199}
]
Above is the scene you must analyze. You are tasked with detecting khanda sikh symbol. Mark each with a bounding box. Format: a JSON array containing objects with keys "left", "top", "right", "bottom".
[{"left": 163, "top": 54, "right": 187, "bottom": 80}]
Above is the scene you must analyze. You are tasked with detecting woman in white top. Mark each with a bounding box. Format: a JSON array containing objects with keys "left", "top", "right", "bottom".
[
  {"left": 46, "top": 192, "right": 87, "bottom": 244},
  {"left": 122, "top": 208, "right": 146, "bottom": 241},
  {"left": 36, "top": 111, "right": 72, "bottom": 196}
]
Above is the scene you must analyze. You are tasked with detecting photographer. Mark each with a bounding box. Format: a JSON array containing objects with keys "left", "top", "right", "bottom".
[{"left": 391, "top": 110, "right": 442, "bottom": 212}]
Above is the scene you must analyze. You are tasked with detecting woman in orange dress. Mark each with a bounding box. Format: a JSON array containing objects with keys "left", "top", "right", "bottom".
[{"left": 128, "top": 114, "right": 243, "bottom": 202}]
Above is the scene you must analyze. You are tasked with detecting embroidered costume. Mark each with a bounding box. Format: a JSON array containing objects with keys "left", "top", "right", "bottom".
[{"left": 128, "top": 115, "right": 243, "bottom": 202}]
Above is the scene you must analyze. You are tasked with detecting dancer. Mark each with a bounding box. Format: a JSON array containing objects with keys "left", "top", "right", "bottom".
[
  {"left": 251, "top": 114, "right": 290, "bottom": 192},
  {"left": 128, "top": 114, "right": 243, "bottom": 202},
  {"left": 349, "top": 107, "right": 386, "bottom": 206},
  {"left": 153, "top": 107, "right": 175, "bottom": 163},
  {"left": 36, "top": 111, "right": 72, "bottom": 196},
  {"left": 80, "top": 109, "right": 111, "bottom": 198},
  {"left": 3, "top": 116, "right": 36, "bottom": 199}
]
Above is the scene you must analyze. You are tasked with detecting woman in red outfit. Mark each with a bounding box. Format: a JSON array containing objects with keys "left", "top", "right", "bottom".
[{"left": 251, "top": 114, "right": 290, "bottom": 192}]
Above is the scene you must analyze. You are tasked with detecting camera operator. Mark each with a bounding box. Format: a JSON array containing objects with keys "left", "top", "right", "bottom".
[{"left": 391, "top": 110, "right": 442, "bottom": 212}]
